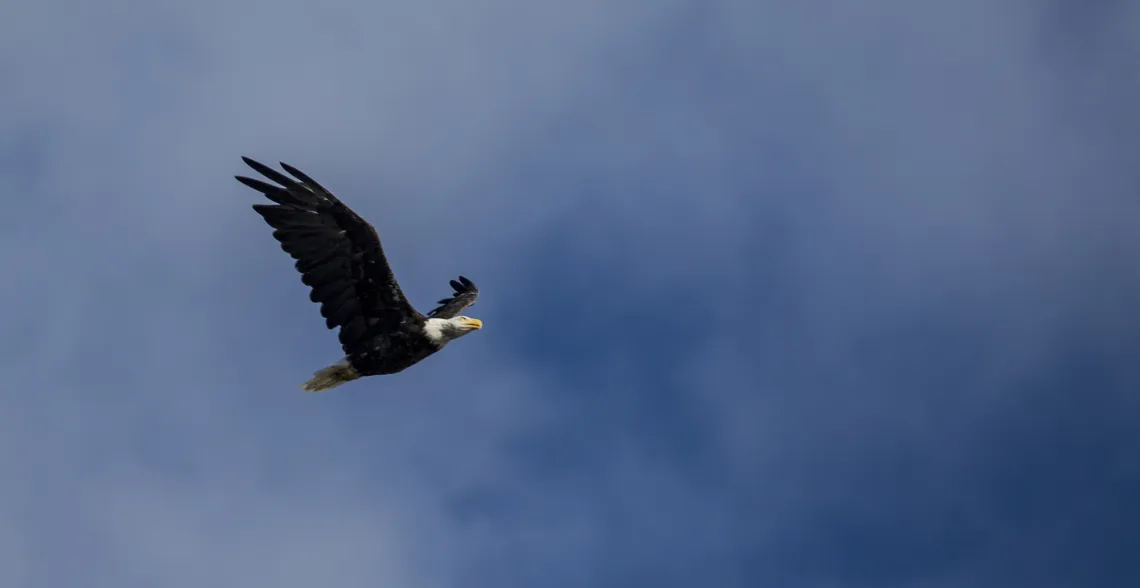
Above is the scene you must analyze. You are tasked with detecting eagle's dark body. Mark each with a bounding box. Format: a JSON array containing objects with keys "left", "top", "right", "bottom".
[
  {"left": 234, "top": 157, "right": 480, "bottom": 389},
  {"left": 351, "top": 322, "right": 435, "bottom": 375}
]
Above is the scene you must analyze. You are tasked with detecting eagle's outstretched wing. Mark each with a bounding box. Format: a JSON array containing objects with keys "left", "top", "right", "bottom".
[
  {"left": 235, "top": 157, "right": 419, "bottom": 352},
  {"left": 426, "top": 276, "right": 479, "bottom": 319}
]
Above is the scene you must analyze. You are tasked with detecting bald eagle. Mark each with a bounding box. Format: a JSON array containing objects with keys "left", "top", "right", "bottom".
[{"left": 235, "top": 156, "right": 483, "bottom": 392}]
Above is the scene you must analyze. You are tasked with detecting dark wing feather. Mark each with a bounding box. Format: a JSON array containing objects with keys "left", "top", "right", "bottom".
[
  {"left": 236, "top": 156, "right": 419, "bottom": 352},
  {"left": 426, "top": 275, "right": 479, "bottom": 318}
]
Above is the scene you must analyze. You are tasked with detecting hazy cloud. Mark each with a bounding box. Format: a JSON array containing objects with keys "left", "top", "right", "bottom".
[{"left": 3, "top": 0, "right": 1139, "bottom": 587}]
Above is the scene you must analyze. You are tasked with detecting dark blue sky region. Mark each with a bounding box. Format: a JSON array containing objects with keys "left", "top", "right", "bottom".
[{"left": 2, "top": 1, "right": 1139, "bottom": 587}]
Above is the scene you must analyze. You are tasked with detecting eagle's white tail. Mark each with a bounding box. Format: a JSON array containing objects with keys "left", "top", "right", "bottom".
[{"left": 300, "top": 359, "right": 360, "bottom": 392}]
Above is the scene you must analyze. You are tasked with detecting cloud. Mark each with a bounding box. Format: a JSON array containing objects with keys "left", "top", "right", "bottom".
[{"left": 3, "top": 0, "right": 1139, "bottom": 587}]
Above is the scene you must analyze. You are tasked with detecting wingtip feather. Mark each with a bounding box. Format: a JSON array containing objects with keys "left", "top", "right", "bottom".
[{"left": 280, "top": 161, "right": 331, "bottom": 195}]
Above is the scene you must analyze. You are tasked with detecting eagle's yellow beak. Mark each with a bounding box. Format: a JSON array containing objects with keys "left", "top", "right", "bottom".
[{"left": 462, "top": 317, "right": 483, "bottom": 330}]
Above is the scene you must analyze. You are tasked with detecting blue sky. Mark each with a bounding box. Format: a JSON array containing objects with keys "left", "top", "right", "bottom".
[{"left": 3, "top": 0, "right": 1140, "bottom": 586}]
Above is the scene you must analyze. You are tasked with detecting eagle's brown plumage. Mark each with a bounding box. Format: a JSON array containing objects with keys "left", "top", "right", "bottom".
[{"left": 235, "top": 157, "right": 481, "bottom": 390}]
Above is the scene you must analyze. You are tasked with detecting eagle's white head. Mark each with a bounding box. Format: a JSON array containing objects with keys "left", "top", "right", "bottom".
[{"left": 424, "top": 315, "right": 483, "bottom": 345}]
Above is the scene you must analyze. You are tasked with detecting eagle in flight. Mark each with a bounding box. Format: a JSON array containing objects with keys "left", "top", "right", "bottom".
[{"left": 235, "top": 157, "right": 482, "bottom": 392}]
